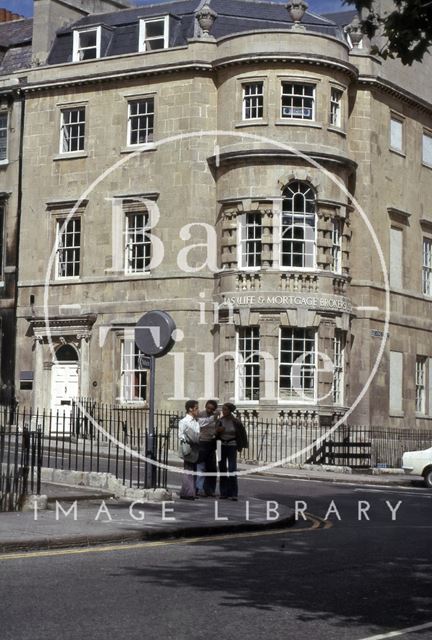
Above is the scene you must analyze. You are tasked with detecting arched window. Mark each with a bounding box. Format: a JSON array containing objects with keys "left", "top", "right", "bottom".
[
  {"left": 54, "top": 344, "right": 79, "bottom": 363},
  {"left": 281, "top": 182, "right": 316, "bottom": 269}
]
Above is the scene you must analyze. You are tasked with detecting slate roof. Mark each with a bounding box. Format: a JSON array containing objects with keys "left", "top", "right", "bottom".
[
  {"left": 48, "top": 0, "right": 348, "bottom": 65},
  {"left": 0, "top": 18, "right": 32, "bottom": 75}
]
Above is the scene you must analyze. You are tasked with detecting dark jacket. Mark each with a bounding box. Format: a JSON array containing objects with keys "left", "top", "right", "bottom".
[{"left": 216, "top": 416, "right": 249, "bottom": 452}]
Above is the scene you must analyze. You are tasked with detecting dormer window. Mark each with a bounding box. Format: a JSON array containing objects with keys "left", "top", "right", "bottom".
[
  {"left": 139, "top": 16, "right": 169, "bottom": 52},
  {"left": 73, "top": 27, "right": 101, "bottom": 62}
]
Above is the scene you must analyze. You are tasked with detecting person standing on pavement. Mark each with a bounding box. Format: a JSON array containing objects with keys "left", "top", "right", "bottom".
[
  {"left": 196, "top": 400, "right": 219, "bottom": 497},
  {"left": 178, "top": 400, "right": 200, "bottom": 500},
  {"left": 216, "top": 403, "right": 248, "bottom": 501}
]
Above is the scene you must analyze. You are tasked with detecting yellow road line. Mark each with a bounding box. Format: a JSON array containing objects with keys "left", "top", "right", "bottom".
[{"left": 0, "top": 513, "right": 331, "bottom": 562}]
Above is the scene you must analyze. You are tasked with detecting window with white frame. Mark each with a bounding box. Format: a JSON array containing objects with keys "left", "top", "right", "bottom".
[
  {"left": 390, "top": 116, "right": 403, "bottom": 152},
  {"left": 56, "top": 218, "right": 81, "bottom": 279},
  {"left": 242, "top": 82, "right": 264, "bottom": 120},
  {"left": 416, "top": 356, "right": 426, "bottom": 414},
  {"left": 333, "top": 332, "right": 345, "bottom": 405},
  {"left": 238, "top": 212, "right": 262, "bottom": 269},
  {"left": 422, "top": 131, "right": 432, "bottom": 166},
  {"left": 330, "top": 88, "right": 342, "bottom": 127},
  {"left": 281, "top": 82, "right": 315, "bottom": 120},
  {"left": 0, "top": 112, "right": 8, "bottom": 161},
  {"left": 125, "top": 211, "right": 152, "bottom": 274},
  {"left": 121, "top": 339, "right": 147, "bottom": 402},
  {"left": 279, "top": 328, "right": 316, "bottom": 402},
  {"left": 128, "top": 98, "right": 154, "bottom": 146},
  {"left": 332, "top": 218, "right": 342, "bottom": 273},
  {"left": 281, "top": 182, "right": 316, "bottom": 269},
  {"left": 237, "top": 327, "right": 260, "bottom": 402},
  {"left": 73, "top": 28, "right": 101, "bottom": 62},
  {"left": 60, "top": 107, "right": 85, "bottom": 153},
  {"left": 423, "top": 237, "right": 432, "bottom": 296},
  {"left": 139, "top": 16, "right": 169, "bottom": 52}
]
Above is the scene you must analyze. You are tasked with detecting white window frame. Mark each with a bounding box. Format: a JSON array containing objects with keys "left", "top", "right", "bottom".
[
  {"left": 125, "top": 211, "right": 152, "bottom": 274},
  {"left": 281, "top": 82, "right": 315, "bottom": 121},
  {"left": 242, "top": 82, "right": 264, "bottom": 121},
  {"left": 0, "top": 111, "right": 8, "bottom": 162},
  {"left": 121, "top": 339, "right": 148, "bottom": 403},
  {"left": 390, "top": 115, "right": 404, "bottom": 153},
  {"left": 329, "top": 88, "right": 342, "bottom": 128},
  {"left": 416, "top": 356, "right": 426, "bottom": 415},
  {"left": 59, "top": 107, "right": 86, "bottom": 154},
  {"left": 56, "top": 217, "right": 81, "bottom": 280},
  {"left": 423, "top": 237, "right": 432, "bottom": 296},
  {"left": 422, "top": 130, "right": 432, "bottom": 167},
  {"left": 139, "top": 16, "right": 169, "bottom": 52},
  {"left": 280, "top": 182, "right": 317, "bottom": 271},
  {"left": 278, "top": 328, "right": 317, "bottom": 404},
  {"left": 235, "top": 327, "right": 260, "bottom": 403},
  {"left": 127, "top": 97, "right": 155, "bottom": 147},
  {"left": 237, "top": 212, "right": 262, "bottom": 270},
  {"left": 72, "top": 27, "right": 102, "bottom": 62},
  {"left": 332, "top": 218, "right": 342, "bottom": 274},
  {"left": 333, "top": 332, "right": 345, "bottom": 405}
]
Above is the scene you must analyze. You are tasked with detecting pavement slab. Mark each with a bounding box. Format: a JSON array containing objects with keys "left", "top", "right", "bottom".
[{"left": 0, "top": 495, "right": 294, "bottom": 553}]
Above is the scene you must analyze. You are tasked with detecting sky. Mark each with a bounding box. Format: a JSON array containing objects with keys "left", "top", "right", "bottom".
[{"left": 3, "top": 0, "right": 349, "bottom": 19}]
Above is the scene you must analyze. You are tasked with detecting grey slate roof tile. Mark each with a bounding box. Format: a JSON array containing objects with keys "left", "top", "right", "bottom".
[{"left": 49, "top": 0, "right": 346, "bottom": 65}]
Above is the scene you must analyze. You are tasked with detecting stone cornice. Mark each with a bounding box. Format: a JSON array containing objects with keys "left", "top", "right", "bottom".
[
  {"left": 358, "top": 74, "right": 432, "bottom": 115},
  {"left": 212, "top": 52, "right": 358, "bottom": 79},
  {"left": 208, "top": 148, "right": 357, "bottom": 171}
]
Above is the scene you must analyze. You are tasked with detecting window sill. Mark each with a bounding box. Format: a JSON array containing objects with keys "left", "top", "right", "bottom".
[
  {"left": 327, "top": 125, "right": 346, "bottom": 137},
  {"left": 235, "top": 121, "right": 269, "bottom": 129},
  {"left": 121, "top": 144, "right": 156, "bottom": 154},
  {"left": 276, "top": 120, "right": 322, "bottom": 129},
  {"left": 0, "top": 159, "right": 9, "bottom": 167},
  {"left": 389, "top": 412, "right": 404, "bottom": 418},
  {"left": 54, "top": 277, "right": 81, "bottom": 283},
  {"left": 389, "top": 147, "right": 406, "bottom": 158},
  {"left": 54, "top": 152, "right": 88, "bottom": 161},
  {"left": 422, "top": 161, "right": 432, "bottom": 170}
]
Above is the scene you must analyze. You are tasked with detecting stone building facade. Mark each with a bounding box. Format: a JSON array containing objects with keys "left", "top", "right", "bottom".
[{"left": 4, "top": 0, "right": 432, "bottom": 429}]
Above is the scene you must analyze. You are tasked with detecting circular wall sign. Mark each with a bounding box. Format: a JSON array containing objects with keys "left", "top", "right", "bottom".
[{"left": 135, "top": 311, "right": 176, "bottom": 358}]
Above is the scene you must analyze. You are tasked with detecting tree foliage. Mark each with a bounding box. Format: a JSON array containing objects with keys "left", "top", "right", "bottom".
[{"left": 344, "top": 0, "right": 432, "bottom": 65}]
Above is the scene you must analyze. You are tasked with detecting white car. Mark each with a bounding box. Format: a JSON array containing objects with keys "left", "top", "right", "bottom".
[{"left": 402, "top": 447, "right": 432, "bottom": 487}]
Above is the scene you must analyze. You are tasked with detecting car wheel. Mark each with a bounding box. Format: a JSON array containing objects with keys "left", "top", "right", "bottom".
[{"left": 423, "top": 468, "right": 432, "bottom": 488}]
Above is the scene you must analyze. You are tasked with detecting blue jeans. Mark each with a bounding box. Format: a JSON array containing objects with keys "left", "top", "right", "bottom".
[{"left": 219, "top": 445, "right": 238, "bottom": 498}]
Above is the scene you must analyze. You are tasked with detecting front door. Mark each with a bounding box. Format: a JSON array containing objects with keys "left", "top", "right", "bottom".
[{"left": 51, "top": 362, "right": 80, "bottom": 421}]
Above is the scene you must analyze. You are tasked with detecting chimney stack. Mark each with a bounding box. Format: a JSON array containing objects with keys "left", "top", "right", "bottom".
[{"left": 32, "top": 0, "right": 131, "bottom": 66}]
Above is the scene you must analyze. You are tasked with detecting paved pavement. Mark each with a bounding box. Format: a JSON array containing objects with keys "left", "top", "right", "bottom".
[{"left": 0, "top": 483, "right": 294, "bottom": 553}]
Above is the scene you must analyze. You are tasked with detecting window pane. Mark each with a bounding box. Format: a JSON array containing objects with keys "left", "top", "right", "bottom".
[
  {"left": 237, "top": 327, "right": 260, "bottom": 401},
  {"left": 390, "top": 118, "right": 403, "bottom": 151},
  {"left": 122, "top": 339, "right": 147, "bottom": 402},
  {"left": 146, "top": 20, "right": 165, "bottom": 38},
  {"left": 423, "top": 133, "right": 432, "bottom": 165},
  {"left": 279, "top": 328, "right": 315, "bottom": 401},
  {"left": 57, "top": 218, "right": 81, "bottom": 278}
]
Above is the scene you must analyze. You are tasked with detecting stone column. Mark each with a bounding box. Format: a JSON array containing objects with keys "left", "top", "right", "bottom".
[
  {"left": 78, "top": 334, "right": 90, "bottom": 399},
  {"left": 259, "top": 314, "right": 278, "bottom": 406}
]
